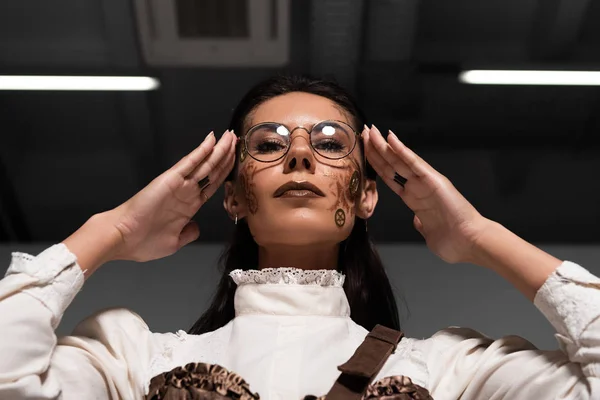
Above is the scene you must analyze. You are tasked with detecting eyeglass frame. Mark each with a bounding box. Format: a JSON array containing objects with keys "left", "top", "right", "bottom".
[{"left": 236, "top": 119, "right": 363, "bottom": 163}]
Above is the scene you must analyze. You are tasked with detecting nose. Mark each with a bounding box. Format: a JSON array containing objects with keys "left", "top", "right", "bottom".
[{"left": 283, "top": 128, "right": 316, "bottom": 174}]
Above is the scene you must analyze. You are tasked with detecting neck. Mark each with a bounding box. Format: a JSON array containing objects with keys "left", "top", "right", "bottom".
[{"left": 258, "top": 243, "right": 339, "bottom": 270}]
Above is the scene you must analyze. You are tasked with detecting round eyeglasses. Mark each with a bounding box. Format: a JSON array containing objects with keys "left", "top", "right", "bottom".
[{"left": 239, "top": 120, "right": 360, "bottom": 163}]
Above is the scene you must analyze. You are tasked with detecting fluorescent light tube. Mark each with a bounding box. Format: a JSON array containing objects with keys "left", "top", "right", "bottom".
[
  {"left": 459, "top": 70, "right": 600, "bottom": 86},
  {"left": 0, "top": 76, "right": 160, "bottom": 91}
]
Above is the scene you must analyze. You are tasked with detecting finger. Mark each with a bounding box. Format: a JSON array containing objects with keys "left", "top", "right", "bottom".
[
  {"left": 173, "top": 131, "right": 218, "bottom": 176},
  {"left": 189, "top": 130, "right": 235, "bottom": 183},
  {"left": 178, "top": 220, "right": 200, "bottom": 249},
  {"left": 364, "top": 129, "right": 410, "bottom": 199},
  {"left": 387, "top": 130, "right": 432, "bottom": 178},
  {"left": 364, "top": 127, "right": 404, "bottom": 189},
  {"left": 196, "top": 139, "right": 236, "bottom": 205},
  {"left": 413, "top": 215, "right": 424, "bottom": 236},
  {"left": 199, "top": 147, "right": 235, "bottom": 204},
  {"left": 368, "top": 125, "right": 414, "bottom": 180},
  {"left": 212, "top": 140, "right": 237, "bottom": 187}
]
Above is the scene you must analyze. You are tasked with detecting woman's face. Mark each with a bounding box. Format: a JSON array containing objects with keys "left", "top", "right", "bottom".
[{"left": 224, "top": 92, "right": 378, "bottom": 247}]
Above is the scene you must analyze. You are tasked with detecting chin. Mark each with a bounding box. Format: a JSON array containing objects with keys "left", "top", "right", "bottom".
[{"left": 249, "top": 209, "right": 353, "bottom": 247}]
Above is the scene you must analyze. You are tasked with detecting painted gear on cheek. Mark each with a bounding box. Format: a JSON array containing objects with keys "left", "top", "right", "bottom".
[{"left": 335, "top": 208, "right": 346, "bottom": 227}]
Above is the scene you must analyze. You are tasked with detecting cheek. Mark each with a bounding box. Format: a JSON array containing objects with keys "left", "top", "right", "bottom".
[
  {"left": 238, "top": 162, "right": 260, "bottom": 215},
  {"left": 326, "top": 168, "right": 358, "bottom": 214}
]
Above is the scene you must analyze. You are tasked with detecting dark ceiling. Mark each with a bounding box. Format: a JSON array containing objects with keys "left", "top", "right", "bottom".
[{"left": 0, "top": 0, "right": 599, "bottom": 244}]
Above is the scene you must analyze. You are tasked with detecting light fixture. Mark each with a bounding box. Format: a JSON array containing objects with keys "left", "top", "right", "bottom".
[
  {"left": 459, "top": 70, "right": 600, "bottom": 86},
  {"left": 0, "top": 76, "right": 160, "bottom": 91}
]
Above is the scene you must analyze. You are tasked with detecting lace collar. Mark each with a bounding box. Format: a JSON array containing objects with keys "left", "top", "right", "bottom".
[
  {"left": 229, "top": 267, "right": 345, "bottom": 287},
  {"left": 230, "top": 268, "right": 350, "bottom": 317}
]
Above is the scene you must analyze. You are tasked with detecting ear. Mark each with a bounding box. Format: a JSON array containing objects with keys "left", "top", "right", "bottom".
[
  {"left": 223, "top": 181, "right": 247, "bottom": 221},
  {"left": 356, "top": 178, "right": 378, "bottom": 219}
]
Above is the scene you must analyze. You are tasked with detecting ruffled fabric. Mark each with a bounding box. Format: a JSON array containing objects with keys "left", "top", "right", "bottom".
[
  {"left": 146, "top": 363, "right": 260, "bottom": 400},
  {"left": 146, "top": 363, "right": 432, "bottom": 400},
  {"left": 230, "top": 268, "right": 345, "bottom": 287},
  {"left": 363, "top": 376, "right": 433, "bottom": 399},
  {"left": 304, "top": 375, "right": 432, "bottom": 400}
]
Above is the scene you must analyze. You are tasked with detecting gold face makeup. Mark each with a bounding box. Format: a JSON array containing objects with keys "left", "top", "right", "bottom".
[
  {"left": 239, "top": 140, "right": 247, "bottom": 163},
  {"left": 239, "top": 162, "right": 259, "bottom": 215},
  {"left": 327, "top": 163, "right": 361, "bottom": 229},
  {"left": 335, "top": 208, "right": 346, "bottom": 227},
  {"left": 226, "top": 91, "right": 372, "bottom": 248},
  {"left": 349, "top": 170, "right": 360, "bottom": 200}
]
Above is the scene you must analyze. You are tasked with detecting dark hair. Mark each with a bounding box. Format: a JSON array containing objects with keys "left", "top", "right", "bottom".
[{"left": 189, "top": 75, "right": 401, "bottom": 334}]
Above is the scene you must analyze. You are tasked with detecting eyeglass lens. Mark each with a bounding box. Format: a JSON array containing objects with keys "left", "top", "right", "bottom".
[{"left": 246, "top": 121, "right": 356, "bottom": 162}]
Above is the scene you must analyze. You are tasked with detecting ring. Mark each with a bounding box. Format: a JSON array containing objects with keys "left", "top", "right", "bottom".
[
  {"left": 198, "top": 176, "right": 210, "bottom": 190},
  {"left": 393, "top": 172, "right": 407, "bottom": 187}
]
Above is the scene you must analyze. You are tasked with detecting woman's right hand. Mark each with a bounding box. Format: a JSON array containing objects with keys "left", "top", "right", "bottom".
[{"left": 108, "top": 130, "right": 237, "bottom": 262}]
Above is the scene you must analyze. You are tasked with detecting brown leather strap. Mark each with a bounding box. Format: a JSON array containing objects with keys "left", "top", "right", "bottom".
[{"left": 325, "top": 324, "right": 404, "bottom": 400}]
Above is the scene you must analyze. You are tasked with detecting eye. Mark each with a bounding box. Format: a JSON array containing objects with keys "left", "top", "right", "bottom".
[
  {"left": 248, "top": 124, "right": 289, "bottom": 155},
  {"left": 311, "top": 121, "right": 353, "bottom": 154},
  {"left": 313, "top": 138, "right": 346, "bottom": 152},
  {"left": 254, "top": 138, "right": 287, "bottom": 154}
]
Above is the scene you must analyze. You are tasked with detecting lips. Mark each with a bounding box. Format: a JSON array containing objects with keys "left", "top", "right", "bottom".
[{"left": 273, "top": 181, "right": 325, "bottom": 197}]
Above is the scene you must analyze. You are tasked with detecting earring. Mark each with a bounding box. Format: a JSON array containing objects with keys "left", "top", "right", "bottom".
[
  {"left": 365, "top": 219, "right": 368, "bottom": 233},
  {"left": 235, "top": 214, "right": 238, "bottom": 225}
]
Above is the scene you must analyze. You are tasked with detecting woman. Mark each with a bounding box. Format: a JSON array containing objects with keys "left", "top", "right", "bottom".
[{"left": 0, "top": 75, "right": 598, "bottom": 399}]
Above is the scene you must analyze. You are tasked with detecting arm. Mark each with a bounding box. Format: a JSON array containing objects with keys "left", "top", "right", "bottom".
[
  {"left": 0, "top": 131, "right": 235, "bottom": 399},
  {"left": 363, "top": 126, "right": 600, "bottom": 398},
  {"left": 469, "top": 219, "right": 563, "bottom": 302},
  {"left": 426, "top": 257, "right": 600, "bottom": 399},
  {"left": 0, "top": 213, "right": 157, "bottom": 399},
  {"left": 62, "top": 211, "right": 123, "bottom": 279}
]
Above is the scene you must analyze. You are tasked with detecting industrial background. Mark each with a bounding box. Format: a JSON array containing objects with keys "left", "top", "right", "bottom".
[
  {"left": 1, "top": 0, "right": 599, "bottom": 244},
  {"left": 0, "top": 0, "right": 599, "bottom": 344}
]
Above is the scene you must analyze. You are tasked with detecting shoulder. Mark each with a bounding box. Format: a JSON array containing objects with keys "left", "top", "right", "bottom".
[
  {"left": 378, "top": 326, "right": 539, "bottom": 390},
  {"left": 424, "top": 326, "right": 538, "bottom": 357},
  {"left": 376, "top": 335, "right": 430, "bottom": 388},
  {"left": 146, "top": 319, "right": 236, "bottom": 379},
  {"left": 67, "top": 308, "right": 233, "bottom": 382},
  {"left": 67, "top": 307, "right": 183, "bottom": 358},
  {"left": 70, "top": 307, "right": 152, "bottom": 338}
]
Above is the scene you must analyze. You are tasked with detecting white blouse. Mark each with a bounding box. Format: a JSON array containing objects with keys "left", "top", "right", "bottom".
[{"left": 0, "top": 244, "right": 599, "bottom": 399}]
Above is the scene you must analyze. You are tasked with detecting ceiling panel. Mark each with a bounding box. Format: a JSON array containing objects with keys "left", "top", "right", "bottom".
[{"left": 0, "top": 0, "right": 599, "bottom": 243}]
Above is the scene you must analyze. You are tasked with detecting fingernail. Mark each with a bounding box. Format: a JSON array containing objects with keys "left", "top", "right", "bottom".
[
  {"left": 388, "top": 131, "right": 399, "bottom": 142},
  {"left": 198, "top": 176, "right": 210, "bottom": 190},
  {"left": 363, "top": 124, "right": 369, "bottom": 131},
  {"left": 203, "top": 132, "right": 214, "bottom": 142},
  {"left": 393, "top": 172, "right": 407, "bottom": 187}
]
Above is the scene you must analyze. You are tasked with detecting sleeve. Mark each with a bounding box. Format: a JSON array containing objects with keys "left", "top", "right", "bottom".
[
  {"left": 0, "top": 244, "right": 160, "bottom": 399},
  {"left": 426, "top": 260, "right": 600, "bottom": 400}
]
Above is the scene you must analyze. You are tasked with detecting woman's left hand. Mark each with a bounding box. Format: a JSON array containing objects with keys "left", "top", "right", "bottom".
[{"left": 363, "top": 125, "right": 490, "bottom": 264}]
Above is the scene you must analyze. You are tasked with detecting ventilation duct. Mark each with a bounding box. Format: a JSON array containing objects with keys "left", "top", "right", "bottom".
[{"left": 133, "top": 0, "right": 290, "bottom": 66}]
